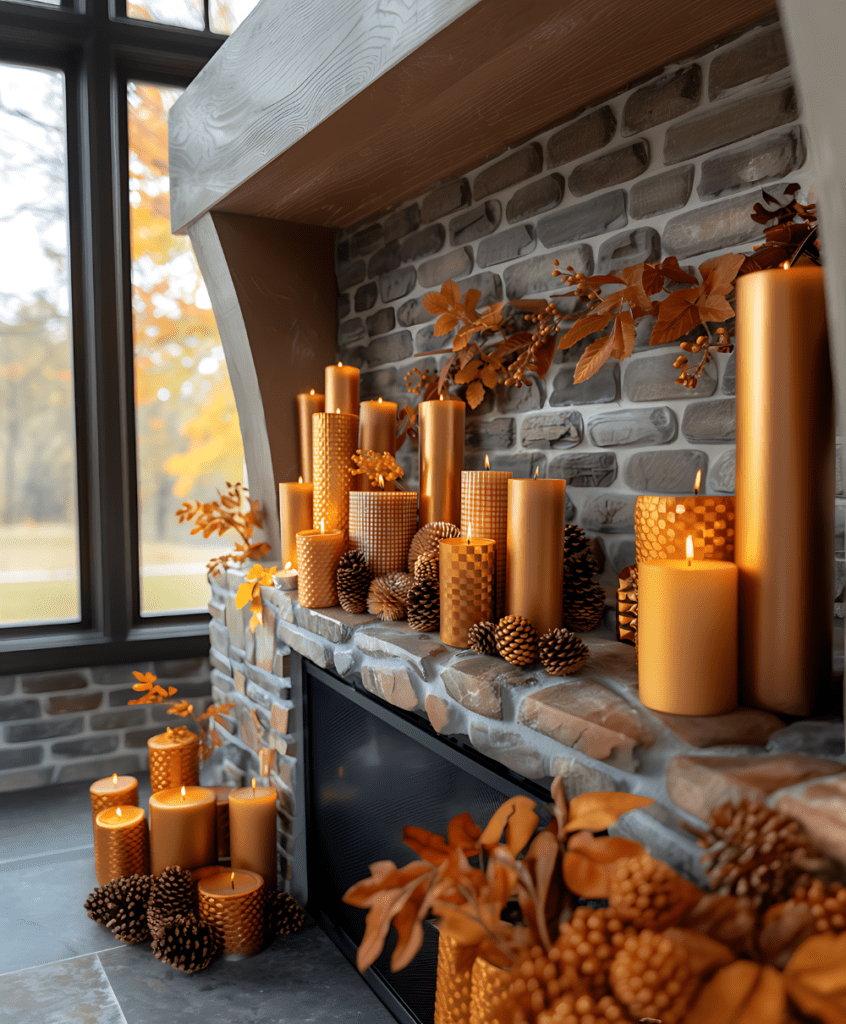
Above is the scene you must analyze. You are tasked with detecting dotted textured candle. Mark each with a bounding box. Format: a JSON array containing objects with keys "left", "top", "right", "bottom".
[
  {"left": 434, "top": 931, "right": 472, "bottom": 1024},
  {"left": 439, "top": 537, "right": 495, "bottom": 649},
  {"left": 198, "top": 869, "right": 265, "bottom": 956},
  {"left": 89, "top": 775, "right": 138, "bottom": 822},
  {"left": 349, "top": 490, "right": 418, "bottom": 576},
  {"left": 297, "top": 528, "right": 346, "bottom": 608},
  {"left": 147, "top": 728, "right": 199, "bottom": 794},
  {"left": 312, "top": 411, "right": 358, "bottom": 535},
  {"left": 94, "top": 806, "right": 150, "bottom": 887},
  {"left": 460, "top": 470, "right": 511, "bottom": 619},
  {"left": 634, "top": 494, "right": 736, "bottom": 562},
  {"left": 470, "top": 955, "right": 512, "bottom": 1024}
]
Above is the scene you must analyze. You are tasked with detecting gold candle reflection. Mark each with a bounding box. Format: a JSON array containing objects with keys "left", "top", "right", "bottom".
[
  {"left": 419, "top": 395, "right": 464, "bottom": 527},
  {"left": 296, "top": 389, "right": 324, "bottom": 483}
]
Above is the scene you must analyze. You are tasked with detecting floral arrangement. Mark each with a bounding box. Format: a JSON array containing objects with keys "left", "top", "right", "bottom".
[{"left": 127, "top": 670, "right": 234, "bottom": 760}]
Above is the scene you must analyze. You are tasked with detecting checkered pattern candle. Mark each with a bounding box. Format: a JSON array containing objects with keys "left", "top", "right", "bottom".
[
  {"left": 634, "top": 494, "right": 736, "bottom": 563},
  {"left": 460, "top": 464, "right": 511, "bottom": 618},
  {"left": 439, "top": 536, "right": 495, "bottom": 648},
  {"left": 349, "top": 489, "right": 418, "bottom": 576},
  {"left": 296, "top": 525, "right": 345, "bottom": 608},
  {"left": 312, "top": 410, "right": 358, "bottom": 536}
]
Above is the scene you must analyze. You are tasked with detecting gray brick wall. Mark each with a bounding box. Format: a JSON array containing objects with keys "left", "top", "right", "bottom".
[{"left": 333, "top": 17, "right": 843, "bottom": 590}]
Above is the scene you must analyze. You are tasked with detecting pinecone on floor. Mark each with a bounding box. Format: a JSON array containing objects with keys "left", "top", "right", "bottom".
[
  {"left": 468, "top": 620, "right": 497, "bottom": 656},
  {"left": 266, "top": 890, "right": 307, "bottom": 937},
  {"left": 413, "top": 551, "right": 439, "bottom": 583},
  {"left": 85, "top": 873, "right": 154, "bottom": 936},
  {"left": 407, "top": 521, "right": 459, "bottom": 573},
  {"left": 407, "top": 579, "right": 439, "bottom": 632},
  {"left": 367, "top": 572, "right": 413, "bottom": 621},
  {"left": 147, "top": 866, "right": 194, "bottom": 939},
  {"left": 609, "top": 930, "right": 698, "bottom": 1024},
  {"left": 608, "top": 853, "right": 702, "bottom": 931},
  {"left": 336, "top": 549, "right": 373, "bottom": 614},
  {"left": 538, "top": 628, "right": 589, "bottom": 676},
  {"left": 151, "top": 914, "right": 217, "bottom": 973},
  {"left": 495, "top": 615, "right": 538, "bottom": 666}
]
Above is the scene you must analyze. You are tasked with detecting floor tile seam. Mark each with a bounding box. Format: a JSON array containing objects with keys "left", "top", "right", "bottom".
[
  {"left": 0, "top": 945, "right": 122, "bottom": 979},
  {"left": 94, "top": 951, "right": 131, "bottom": 1024},
  {"left": 0, "top": 842, "right": 94, "bottom": 867}
]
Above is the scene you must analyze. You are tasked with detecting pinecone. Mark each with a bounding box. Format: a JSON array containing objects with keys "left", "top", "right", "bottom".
[
  {"left": 336, "top": 549, "right": 373, "bottom": 614},
  {"left": 407, "top": 521, "right": 459, "bottom": 573},
  {"left": 367, "top": 572, "right": 413, "bottom": 621},
  {"left": 609, "top": 930, "right": 699, "bottom": 1024},
  {"left": 608, "top": 854, "right": 702, "bottom": 931},
  {"left": 87, "top": 873, "right": 155, "bottom": 945},
  {"left": 413, "top": 550, "right": 439, "bottom": 583},
  {"left": 564, "top": 523, "right": 590, "bottom": 557},
  {"left": 407, "top": 580, "right": 440, "bottom": 632},
  {"left": 564, "top": 549, "right": 600, "bottom": 585},
  {"left": 148, "top": 865, "right": 195, "bottom": 939},
  {"left": 266, "top": 890, "right": 307, "bottom": 937},
  {"left": 495, "top": 615, "right": 538, "bottom": 666},
  {"left": 468, "top": 620, "right": 497, "bottom": 656},
  {"left": 696, "top": 799, "right": 832, "bottom": 909},
  {"left": 151, "top": 913, "right": 217, "bottom": 973},
  {"left": 538, "top": 628, "right": 589, "bottom": 676},
  {"left": 617, "top": 564, "right": 638, "bottom": 646},
  {"left": 553, "top": 906, "right": 637, "bottom": 1001},
  {"left": 563, "top": 583, "right": 606, "bottom": 633}
]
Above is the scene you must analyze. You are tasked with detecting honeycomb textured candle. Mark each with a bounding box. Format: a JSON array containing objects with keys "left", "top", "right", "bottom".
[
  {"left": 147, "top": 729, "right": 199, "bottom": 794},
  {"left": 198, "top": 869, "right": 265, "bottom": 956},
  {"left": 94, "top": 805, "right": 149, "bottom": 886}
]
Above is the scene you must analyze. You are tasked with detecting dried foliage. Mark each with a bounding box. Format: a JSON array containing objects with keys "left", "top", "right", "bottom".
[
  {"left": 235, "top": 563, "right": 278, "bottom": 634},
  {"left": 175, "top": 481, "right": 270, "bottom": 577},
  {"left": 350, "top": 450, "right": 405, "bottom": 488}
]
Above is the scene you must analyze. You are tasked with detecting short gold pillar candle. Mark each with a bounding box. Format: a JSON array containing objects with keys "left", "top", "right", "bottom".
[
  {"left": 90, "top": 774, "right": 138, "bottom": 822},
  {"left": 149, "top": 785, "right": 217, "bottom": 876},
  {"left": 349, "top": 489, "right": 418, "bottom": 576},
  {"left": 359, "top": 398, "right": 397, "bottom": 491},
  {"left": 461, "top": 463, "right": 511, "bottom": 619},
  {"left": 419, "top": 396, "right": 465, "bottom": 527},
  {"left": 198, "top": 868, "right": 265, "bottom": 956},
  {"left": 279, "top": 479, "right": 313, "bottom": 569},
  {"left": 325, "top": 362, "right": 360, "bottom": 416},
  {"left": 229, "top": 781, "right": 277, "bottom": 889},
  {"left": 312, "top": 410, "right": 358, "bottom": 535},
  {"left": 634, "top": 493, "right": 736, "bottom": 563},
  {"left": 147, "top": 727, "right": 199, "bottom": 794},
  {"left": 94, "top": 805, "right": 149, "bottom": 886},
  {"left": 296, "top": 389, "right": 324, "bottom": 483},
  {"left": 439, "top": 536, "right": 496, "bottom": 648},
  {"left": 296, "top": 525, "right": 346, "bottom": 608}
]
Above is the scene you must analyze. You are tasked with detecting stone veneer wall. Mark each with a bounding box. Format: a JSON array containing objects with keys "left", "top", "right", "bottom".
[
  {"left": 0, "top": 656, "right": 212, "bottom": 793},
  {"left": 333, "top": 14, "right": 845, "bottom": 594}
]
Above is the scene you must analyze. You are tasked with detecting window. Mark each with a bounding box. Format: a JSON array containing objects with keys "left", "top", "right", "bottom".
[{"left": 0, "top": 0, "right": 246, "bottom": 671}]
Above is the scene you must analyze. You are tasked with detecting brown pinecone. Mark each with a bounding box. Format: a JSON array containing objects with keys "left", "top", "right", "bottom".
[
  {"left": 553, "top": 906, "right": 637, "bottom": 1001},
  {"left": 85, "top": 873, "right": 154, "bottom": 934},
  {"left": 468, "top": 620, "right": 497, "bottom": 656},
  {"left": 147, "top": 865, "right": 194, "bottom": 939},
  {"left": 608, "top": 854, "right": 703, "bottom": 931},
  {"left": 617, "top": 564, "right": 638, "bottom": 646},
  {"left": 563, "top": 583, "right": 606, "bottom": 633},
  {"left": 367, "top": 572, "right": 413, "bottom": 621},
  {"left": 564, "top": 523, "right": 590, "bottom": 557},
  {"left": 407, "top": 521, "right": 459, "bottom": 573},
  {"left": 151, "top": 913, "right": 217, "bottom": 973},
  {"left": 563, "top": 549, "right": 600, "bottom": 586},
  {"left": 609, "top": 930, "right": 699, "bottom": 1024},
  {"left": 495, "top": 615, "right": 538, "bottom": 666},
  {"left": 407, "top": 579, "right": 440, "bottom": 632},
  {"left": 266, "top": 890, "right": 307, "bottom": 937},
  {"left": 336, "top": 549, "right": 373, "bottom": 614},
  {"left": 696, "top": 799, "right": 832, "bottom": 909},
  {"left": 413, "top": 550, "right": 439, "bottom": 583},
  {"left": 538, "top": 628, "right": 589, "bottom": 676}
]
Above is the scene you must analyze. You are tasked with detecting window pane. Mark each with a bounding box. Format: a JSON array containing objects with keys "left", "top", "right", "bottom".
[
  {"left": 127, "top": 0, "right": 204, "bottom": 31},
  {"left": 0, "top": 65, "right": 79, "bottom": 626},
  {"left": 128, "top": 82, "right": 245, "bottom": 616},
  {"left": 211, "top": 0, "right": 261, "bottom": 34}
]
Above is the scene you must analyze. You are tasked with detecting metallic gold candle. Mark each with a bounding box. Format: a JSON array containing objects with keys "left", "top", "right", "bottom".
[
  {"left": 439, "top": 537, "right": 495, "bottom": 648},
  {"left": 296, "top": 389, "right": 324, "bottom": 482},
  {"left": 505, "top": 477, "right": 567, "bottom": 636},
  {"left": 359, "top": 398, "right": 398, "bottom": 492},
  {"left": 198, "top": 868, "right": 265, "bottom": 956},
  {"left": 419, "top": 396, "right": 465, "bottom": 527},
  {"left": 94, "top": 805, "right": 149, "bottom": 886},
  {"left": 147, "top": 727, "right": 199, "bottom": 794},
  {"left": 735, "top": 265, "right": 834, "bottom": 715},
  {"left": 348, "top": 489, "right": 418, "bottom": 576},
  {"left": 634, "top": 494, "right": 736, "bottom": 562},
  {"left": 296, "top": 526, "right": 346, "bottom": 608},
  {"left": 325, "top": 362, "right": 360, "bottom": 416},
  {"left": 278, "top": 479, "right": 313, "bottom": 569},
  {"left": 312, "top": 410, "right": 358, "bottom": 535},
  {"left": 90, "top": 774, "right": 138, "bottom": 823},
  {"left": 460, "top": 464, "right": 511, "bottom": 619},
  {"left": 149, "top": 785, "right": 217, "bottom": 876},
  {"left": 470, "top": 954, "right": 513, "bottom": 1024},
  {"left": 229, "top": 782, "right": 277, "bottom": 889},
  {"left": 434, "top": 931, "right": 473, "bottom": 1024}
]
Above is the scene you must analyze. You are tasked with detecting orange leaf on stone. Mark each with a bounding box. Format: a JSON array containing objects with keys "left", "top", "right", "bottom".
[
  {"left": 563, "top": 791, "right": 654, "bottom": 834},
  {"left": 465, "top": 379, "right": 486, "bottom": 410},
  {"left": 573, "top": 333, "right": 614, "bottom": 384}
]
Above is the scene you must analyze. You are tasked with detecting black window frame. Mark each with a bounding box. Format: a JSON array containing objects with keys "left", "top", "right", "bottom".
[{"left": 0, "top": 0, "right": 232, "bottom": 673}]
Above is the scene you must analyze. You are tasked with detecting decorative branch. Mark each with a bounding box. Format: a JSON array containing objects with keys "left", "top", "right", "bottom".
[{"left": 175, "top": 480, "right": 271, "bottom": 577}]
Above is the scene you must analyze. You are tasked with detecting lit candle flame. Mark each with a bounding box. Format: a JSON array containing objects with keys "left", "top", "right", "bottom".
[
  {"left": 298, "top": 476, "right": 303, "bottom": 484},
  {"left": 534, "top": 466, "right": 540, "bottom": 479},
  {"left": 378, "top": 474, "right": 385, "bottom": 489},
  {"left": 320, "top": 518, "right": 325, "bottom": 534},
  {"left": 252, "top": 777, "right": 257, "bottom": 796},
  {"left": 686, "top": 534, "right": 693, "bottom": 567},
  {"left": 485, "top": 454, "right": 490, "bottom": 470},
  {"left": 782, "top": 261, "right": 790, "bottom": 270},
  {"left": 116, "top": 807, "right": 122, "bottom": 818},
  {"left": 231, "top": 871, "right": 235, "bottom": 890},
  {"left": 284, "top": 561, "right": 292, "bottom": 571},
  {"left": 694, "top": 469, "right": 702, "bottom": 495},
  {"left": 112, "top": 773, "right": 118, "bottom": 786},
  {"left": 439, "top": 393, "right": 444, "bottom": 401},
  {"left": 378, "top": 397, "right": 383, "bottom": 404},
  {"left": 166, "top": 726, "right": 173, "bottom": 738},
  {"left": 337, "top": 361, "right": 343, "bottom": 368},
  {"left": 181, "top": 785, "right": 186, "bottom": 801},
  {"left": 335, "top": 408, "right": 341, "bottom": 414},
  {"left": 309, "top": 388, "right": 315, "bottom": 395}
]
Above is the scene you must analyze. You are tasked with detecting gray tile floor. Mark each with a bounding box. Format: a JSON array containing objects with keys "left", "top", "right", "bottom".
[{"left": 0, "top": 776, "right": 397, "bottom": 1023}]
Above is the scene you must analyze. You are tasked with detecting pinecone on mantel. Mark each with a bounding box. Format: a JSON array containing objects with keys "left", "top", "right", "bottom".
[
  {"left": 407, "top": 579, "right": 439, "bottom": 632},
  {"left": 336, "top": 549, "right": 372, "bottom": 614},
  {"left": 468, "top": 620, "right": 497, "bottom": 656},
  {"left": 495, "top": 615, "right": 538, "bottom": 666}
]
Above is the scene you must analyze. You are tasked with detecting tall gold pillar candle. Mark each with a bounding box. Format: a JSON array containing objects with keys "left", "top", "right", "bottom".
[
  {"left": 94, "top": 806, "right": 150, "bottom": 886},
  {"left": 359, "top": 398, "right": 398, "bottom": 491},
  {"left": 439, "top": 537, "right": 495, "bottom": 648},
  {"left": 312, "top": 410, "right": 358, "bottom": 535},
  {"left": 461, "top": 465, "right": 511, "bottom": 618},
  {"left": 147, "top": 727, "right": 199, "bottom": 793},
  {"left": 735, "top": 265, "right": 833, "bottom": 715},
  {"left": 198, "top": 868, "right": 265, "bottom": 956},
  {"left": 349, "top": 489, "right": 418, "bottom": 576},
  {"left": 296, "top": 389, "right": 324, "bottom": 483},
  {"left": 325, "top": 362, "right": 360, "bottom": 416},
  {"left": 211, "top": 785, "right": 233, "bottom": 859},
  {"left": 296, "top": 526, "right": 345, "bottom": 608},
  {"left": 229, "top": 782, "right": 277, "bottom": 889},
  {"left": 419, "top": 396, "right": 465, "bottom": 526},
  {"left": 90, "top": 774, "right": 138, "bottom": 822},
  {"left": 634, "top": 494, "right": 736, "bottom": 562},
  {"left": 278, "top": 479, "right": 313, "bottom": 569},
  {"left": 505, "top": 477, "right": 567, "bottom": 636},
  {"left": 149, "top": 785, "right": 217, "bottom": 876}
]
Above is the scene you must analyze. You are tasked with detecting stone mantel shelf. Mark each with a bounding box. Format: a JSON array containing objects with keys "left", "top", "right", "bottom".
[{"left": 210, "top": 564, "right": 846, "bottom": 885}]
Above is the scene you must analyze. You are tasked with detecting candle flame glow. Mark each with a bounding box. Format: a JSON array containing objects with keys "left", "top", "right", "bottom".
[
  {"left": 783, "top": 261, "right": 790, "bottom": 270},
  {"left": 378, "top": 397, "right": 383, "bottom": 404},
  {"left": 231, "top": 871, "right": 235, "bottom": 890},
  {"left": 337, "top": 362, "right": 342, "bottom": 368},
  {"left": 694, "top": 469, "right": 702, "bottom": 495},
  {"left": 686, "top": 534, "right": 694, "bottom": 567},
  {"left": 252, "top": 778, "right": 257, "bottom": 796},
  {"left": 439, "top": 393, "right": 444, "bottom": 401},
  {"left": 378, "top": 474, "right": 385, "bottom": 489},
  {"left": 116, "top": 807, "right": 122, "bottom": 817},
  {"left": 112, "top": 773, "right": 118, "bottom": 785},
  {"left": 485, "top": 454, "right": 490, "bottom": 470},
  {"left": 320, "top": 518, "right": 325, "bottom": 534},
  {"left": 298, "top": 476, "right": 303, "bottom": 484},
  {"left": 181, "top": 786, "right": 186, "bottom": 801},
  {"left": 310, "top": 388, "right": 315, "bottom": 395},
  {"left": 285, "top": 561, "right": 292, "bottom": 571},
  {"left": 534, "top": 466, "right": 540, "bottom": 479},
  {"left": 335, "top": 408, "right": 341, "bottom": 414}
]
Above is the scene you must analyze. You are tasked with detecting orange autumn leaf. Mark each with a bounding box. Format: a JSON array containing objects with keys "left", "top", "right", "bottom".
[
  {"left": 465, "top": 379, "right": 486, "bottom": 409},
  {"left": 479, "top": 795, "right": 539, "bottom": 856},
  {"left": 563, "top": 792, "right": 654, "bottom": 834},
  {"left": 685, "top": 961, "right": 786, "bottom": 1024},
  {"left": 447, "top": 812, "right": 482, "bottom": 854},
  {"left": 402, "top": 825, "right": 451, "bottom": 865},
  {"left": 131, "top": 670, "right": 157, "bottom": 686},
  {"left": 573, "top": 333, "right": 614, "bottom": 384},
  {"left": 562, "top": 831, "right": 644, "bottom": 898}
]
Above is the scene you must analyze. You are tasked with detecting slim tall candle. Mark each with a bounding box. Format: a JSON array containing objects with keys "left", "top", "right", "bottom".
[
  {"left": 90, "top": 774, "right": 138, "bottom": 822},
  {"left": 229, "top": 780, "right": 277, "bottom": 889},
  {"left": 419, "top": 396, "right": 465, "bottom": 527},
  {"left": 198, "top": 868, "right": 265, "bottom": 956},
  {"left": 149, "top": 785, "right": 216, "bottom": 876},
  {"left": 312, "top": 410, "right": 358, "bottom": 535},
  {"left": 349, "top": 489, "right": 418, "bottom": 576},
  {"left": 296, "top": 389, "right": 324, "bottom": 483},
  {"left": 325, "top": 362, "right": 360, "bottom": 416},
  {"left": 461, "top": 462, "right": 511, "bottom": 619},
  {"left": 506, "top": 477, "right": 567, "bottom": 636},
  {"left": 147, "top": 727, "right": 199, "bottom": 794},
  {"left": 439, "top": 536, "right": 496, "bottom": 648},
  {"left": 278, "top": 479, "right": 313, "bottom": 569},
  {"left": 94, "top": 805, "right": 149, "bottom": 886},
  {"left": 297, "top": 525, "right": 346, "bottom": 608}
]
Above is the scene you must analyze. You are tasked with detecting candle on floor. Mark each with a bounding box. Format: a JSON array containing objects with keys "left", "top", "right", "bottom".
[
  {"left": 312, "top": 409, "right": 358, "bottom": 535},
  {"left": 638, "top": 535, "right": 738, "bottom": 715},
  {"left": 439, "top": 536, "right": 496, "bottom": 648},
  {"left": 279, "top": 478, "right": 313, "bottom": 569},
  {"left": 419, "top": 395, "right": 464, "bottom": 527},
  {"left": 461, "top": 457, "right": 511, "bottom": 619},
  {"left": 197, "top": 868, "right": 265, "bottom": 956},
  {"left": 149, "top": 785, "right": 217, "bottom": 876},
  {"left": 296, "top": 520, "right": 346, "bottom": 608},
  {"left": 94, "top": 805, "right": 149, "bottom": 886},
  {"left": 348, "top": 484, "right": 418, "bottom": 576},
  {"left": 506, "top": 472, "right": 567, "bottom": 636},
  {"left": 325, "top": 362, "right": 360, "bottom": 417},
  {"left": 89, "top": 773, "right": 138, "bottom": 823},
  {"left": 296, "top": 389, "right": 324, "bottom": 483},
  {"left": 634, "top": 470, "right": 736, "bottom": 563},
  {"left": 229, "top": 778, "right": 277, "bottom": 889},
  {"left": 147, "top": 727, "right": 199, "bottom": 794},
  {"left": 359, "top": 398, "right": 398, "bottom": 491},
  {"left": 210, "top": 785, "right": 234, "bottom": 860}
]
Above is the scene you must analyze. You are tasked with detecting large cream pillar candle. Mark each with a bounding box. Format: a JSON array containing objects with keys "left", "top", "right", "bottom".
[
  {"left": 505, "top": 477, "right": 567, "bottom": 636},
  {"left": 312, "top": 410, "right": 358, "bottom": 535},
  {"left": 461, "top": 464, "right": 511, "bottom": 619},
  {"left": 419, "top": 396, "right": 465, "bottom": 527},
  {"left": 149, "top": 785, "right": 216, "bottom": 876},
  {"left": 359, "top": 398, "right": 398, "bottom": 491},
  {"left": 638, "top": 544, "right": 738, "bottom": 715},
  {"left": 325, "top": 362, "right": 360, "bottom": 416},
  {"left": 278, "top": 479, "right": 313, "bottom": 569},
  {"left": 296, "top": 389, "right": 324, "bottom": 483},
  {"left": 229, "top": 781, "right": 277, "bottom": 889}
]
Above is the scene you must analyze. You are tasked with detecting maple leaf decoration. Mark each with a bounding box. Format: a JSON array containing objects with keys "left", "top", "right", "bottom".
[
  {"left": 236, "top": 564, "right": 278, "bottom": 634},
  {"left": 175, "top": 481, "right": 271, "bottom": 577},
  {"left": 128, "top": 671, "right": 178, "bottom": 705}
]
